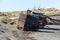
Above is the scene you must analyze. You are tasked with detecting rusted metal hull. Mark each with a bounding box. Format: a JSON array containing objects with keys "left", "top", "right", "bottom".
[
  {"left": 17, "top": 10, "right": 60, "bottom": 31},
  {"left": 17, "top": 14, "right": 40, "bottom": 31}
]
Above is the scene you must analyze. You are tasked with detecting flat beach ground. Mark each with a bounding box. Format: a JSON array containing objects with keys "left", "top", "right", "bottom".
[{"left": 0, "top": 23, "right": 60, "bottom": 40}]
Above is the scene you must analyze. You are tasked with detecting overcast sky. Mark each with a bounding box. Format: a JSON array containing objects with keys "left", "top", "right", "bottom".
[{"left": 0, "top": 0, "right": 60, "bottom": 12}]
